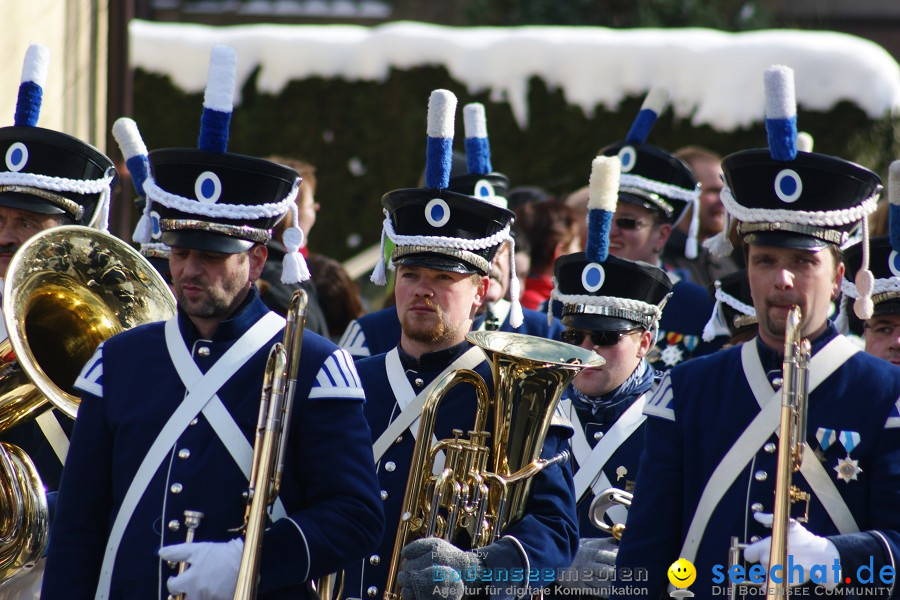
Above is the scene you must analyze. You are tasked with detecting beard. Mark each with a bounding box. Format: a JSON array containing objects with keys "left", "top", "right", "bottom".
[
  {"left": 175, "top": 276, "right": 240, "bottom": 321},
  {"left": 400, "top": 298, "right": 456, "bottom": 346}
]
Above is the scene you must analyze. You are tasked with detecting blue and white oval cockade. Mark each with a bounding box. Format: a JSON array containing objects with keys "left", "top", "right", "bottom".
[
  {"left": 150, "top": 210, "right": 162, "bottom": 240},
  {"left": 774, "top": 169, "right": 802, "bottom": 203},
  {"left": 5, "top": 142, "right": 28, "bottom": 172},
  {"left": 889, "top": 250, "right": 900, "bottom": 278},
  {"left": 425, "top": 198, "right": 451, "bottom": 228},
  {"left": 581, "top": 262, "right": 606, "bottom": 293},
  {"left": 618, "top": 146, "right": 637, "bottom": 173},
  {"left": 194, "top": 171, "right": 222, "bottom": 204},
  {"left": 473, "top": 179, "right": 496, "bottom": 202}
]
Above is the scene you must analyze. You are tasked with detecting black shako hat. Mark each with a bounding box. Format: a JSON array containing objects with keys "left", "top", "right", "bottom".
[
  {"left": 553, "top": 253, "right": 673, "bottom": 332},
  {"left": 710, "top": 65, "right": 880, "bottom": 255},
  {"left": 841, "top": 237, "right": 900, "bottom": 334},
  {"left": 722, "top": 149, "right": 881, "bottom": 250},
  {"left": 0, "top": 45, "right": 115, "bottom": 227},
  {"left": 120, "top": 45, "right": 307, "bottom": 283},
  {"left": 599, "top": 140, "right": 697, "bottom": 227},
  {"left": 147, "top": 148, "right": 300, "bottom": 254},
  {"left": 382, "top": 187, "right": 514, "bottom": 276}
]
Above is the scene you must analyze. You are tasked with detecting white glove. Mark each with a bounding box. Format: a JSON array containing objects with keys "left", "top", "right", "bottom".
[
  {"left": 744, "top": 512, "right": 841, "bottom": 588},
  {"left": 158, "top": 538, "right": 244, "bottom": 600}
]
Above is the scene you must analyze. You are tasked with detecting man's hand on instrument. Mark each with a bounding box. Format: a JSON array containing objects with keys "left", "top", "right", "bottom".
[
  {"left": 398, "top": 537, "right": 484, "bottom": 600},
  {"left": 158, "top": 537, "right": 244, "bottom": 600},
  {"left": 558, "top": 537, "right": 618, "bottom": 595},
  {"left": 744, "top": 512, "right": 841, "bottom": 588}
]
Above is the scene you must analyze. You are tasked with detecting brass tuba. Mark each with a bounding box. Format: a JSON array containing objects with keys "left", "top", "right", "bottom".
[
  {"left": 0, "top": 225, "right": 176, "bottom": 583},
  {"left": 727, "top": 305, "right": 811, "bottom": 599},
  {"left": 383, "top": 330, "right": 604, "bottom": 600}
]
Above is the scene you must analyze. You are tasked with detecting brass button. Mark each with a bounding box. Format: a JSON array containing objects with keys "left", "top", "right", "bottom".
[
  {"left": 190, "top": 418, "right": 199, "bottom": 426},
  {"left": 369, "top": 555, "right": 381, "bottom": 566},
  {"left": 178, "top": 448, "right": 191, "bottom": 459},
  {"left": 414, "top": 378, "right": 424, "bottom": 388},
  {"left": 593, "top": 431, "right": 604, "bottom": 441},
  {"left": 751, "top": 502, "right": 764, "bottom": 513},
  {"left": 771, "top": 378, "right": 784, "bottom": 388},
  {"left": 170, "top": 483, "right": 183, "bottom": 494},
  {"left": 380, "top": 490, "right": 389, "bottom": 501},
  {"left": 367, "top": 587, "right": 379, "bottom": 597},
  {"left": 750, "top": 535, "right": 761, "bottom": 543},
  {"left": 395, "top": 435, "right": 403, "bottom": 444},
  {"left": 168, "top": 519, "right": 180, "bottom": 532},
  {"left": 385, "top": 461, "right": 396, "bottom": 472},
  {"left": 754, "top": 470, "right": 767, "bottom": 482},
  {"left": 197, "top": 346, "right": 210, "bottom": 357},
  {"left": 763, "top": 442, "right": 777, "bottom": 454}
]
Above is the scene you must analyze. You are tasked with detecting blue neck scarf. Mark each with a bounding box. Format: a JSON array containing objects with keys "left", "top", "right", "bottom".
[{"left": 569, "top": 359, "right": 656, "bottom": 422}]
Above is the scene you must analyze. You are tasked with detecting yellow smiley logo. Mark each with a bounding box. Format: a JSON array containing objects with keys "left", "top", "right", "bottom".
[{"left": 667, "top": 558, "right": 696, "bottom": 588}]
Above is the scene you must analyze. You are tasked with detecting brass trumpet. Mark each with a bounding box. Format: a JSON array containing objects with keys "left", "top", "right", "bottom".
[
  {"left": 383, "top": 331, "right": 604, "bottom": 600},
  {"left": 727, "top": 305, "right": 811, "bottom": 599},
  {"left": 233, "top": 290, "right": 308, "bottom": 600}
]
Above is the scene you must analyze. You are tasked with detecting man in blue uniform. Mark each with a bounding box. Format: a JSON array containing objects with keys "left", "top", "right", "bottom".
[
  {"left": 42, "top": 46, "right": 383, "bottom": 600},
  {"left": 838, "top": 160, "right": 900, "bottom": 366},
  {"left": 339, "top": 102, "right": 564, "bottom": 361},
  {"left": 552, "top": 88, "right": 724, "bottom": 370},
  {"left": 345, "top": 90, "right": 579, "bottom": 600},
  {"left": 545, "top": 155, "right": 672, "bottom": 595},
  {"left": 0, "top": 44, "right": 117, "bottom": 595},
  {"left": 614, "top": 66, "right": 900, "bottom": 599}
]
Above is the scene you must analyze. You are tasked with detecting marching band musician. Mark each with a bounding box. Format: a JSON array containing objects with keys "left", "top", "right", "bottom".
[
  {"left": 346, "top": 90, "right": 578, "bottom": 600},
  {"left": 594, "top": 87, "right": 724, "bottom": 371},
  {"left": 548, "top": 156, "right": 674, "bottom": 595},
  {"left": 0, "top": 44, "right": 117, "bottom": 597},
  {"left": 613, "top": 66, "right": 900, "bottom": 599},
  {"left": 42, "top": 46, "right": 383, "bottom": 599},
  {"left": 838, "top": 161, "right": 900, "bottom": 366},
  {"left": 339, "top": 102, "right": 564, "bottom": 362}
]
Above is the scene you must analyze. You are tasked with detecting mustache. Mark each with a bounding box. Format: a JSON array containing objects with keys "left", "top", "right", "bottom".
[{"left": 0, "top": 243, "right": 19, "bottom": 254}]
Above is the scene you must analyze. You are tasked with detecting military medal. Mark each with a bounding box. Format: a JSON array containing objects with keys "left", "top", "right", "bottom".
[{"left": 834, "top": 455, "right": 862, "bottom": 483}]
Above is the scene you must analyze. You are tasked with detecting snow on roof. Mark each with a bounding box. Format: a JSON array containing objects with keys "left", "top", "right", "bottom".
[{"left": 130, "top": 19, "right": 900, "bottom": 131}]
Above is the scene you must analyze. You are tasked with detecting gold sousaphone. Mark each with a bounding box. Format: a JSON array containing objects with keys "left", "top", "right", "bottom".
[{"left": 0, "top": 225, "right": 176, "bottom": 582}]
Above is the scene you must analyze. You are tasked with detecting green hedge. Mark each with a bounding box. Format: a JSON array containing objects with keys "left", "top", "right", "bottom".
[{"left": 134, "top": 65, "right": 899, "bottom": 263}]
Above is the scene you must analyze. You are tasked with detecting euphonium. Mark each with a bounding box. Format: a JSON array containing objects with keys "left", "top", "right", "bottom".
[
  {"left": 383, "top": 330, "right": 604, "bottom": 600},
  {"left": 0, "top": 225, "right": 176, "bottom": 584},
  {"left": 233, "top": 290, "right": 309, "bottom": 600},
  {"left": 727, "top": 305, "right": 811, "bottom": 599}
]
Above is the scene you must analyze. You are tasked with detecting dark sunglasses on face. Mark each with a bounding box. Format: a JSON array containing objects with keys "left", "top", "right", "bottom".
[
  {"left": 561, "top": 328, "right": 641, "bottom": 347},
  {"left": 614, "top": 217, "right": 649, "bottom": 231}
]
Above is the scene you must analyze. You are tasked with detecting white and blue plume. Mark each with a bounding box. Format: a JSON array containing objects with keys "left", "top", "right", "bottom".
[
  {"left": 764, "top": 65, "right": 797, "bottom": 162},
  {"left": 585, "top": 156, "right": 620, "bottom": 263},
  {"left": 425, "top": 89, "right": 457, "bottom": 189},
  {"left": 14, "top": 44, "right": 50, "bottom": 127},
  {"left": 198, "top": 45, "right": 237, "bottom": 153},
  {"left": 112, "top": 118, "right": 154, "bottom": 243},
  {"left": 625, "top": 87, "right": 668, "bottom": 144},
  {"left": 463, "top": 102, "right": 491, "bottom": 175}
]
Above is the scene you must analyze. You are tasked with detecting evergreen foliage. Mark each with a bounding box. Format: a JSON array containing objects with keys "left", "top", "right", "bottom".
[{"left": 134, "top": 65, "right": 899, "bottom": 263}]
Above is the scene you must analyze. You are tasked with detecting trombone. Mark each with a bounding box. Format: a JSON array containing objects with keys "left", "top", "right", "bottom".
[
  {"left": 233, "top": 290, "right": 309, "bottom": 600},
  {"left": 727, "top": 305, "right": 811, "bottom": 599}
]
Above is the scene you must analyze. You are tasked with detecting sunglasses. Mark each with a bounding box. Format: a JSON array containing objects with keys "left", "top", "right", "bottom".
[
  {"left": 561, "top": 328, "right": 641, "bottom": 347},
  {"left": 614, "top": 217, "right": 650, "bottom": 231}
]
